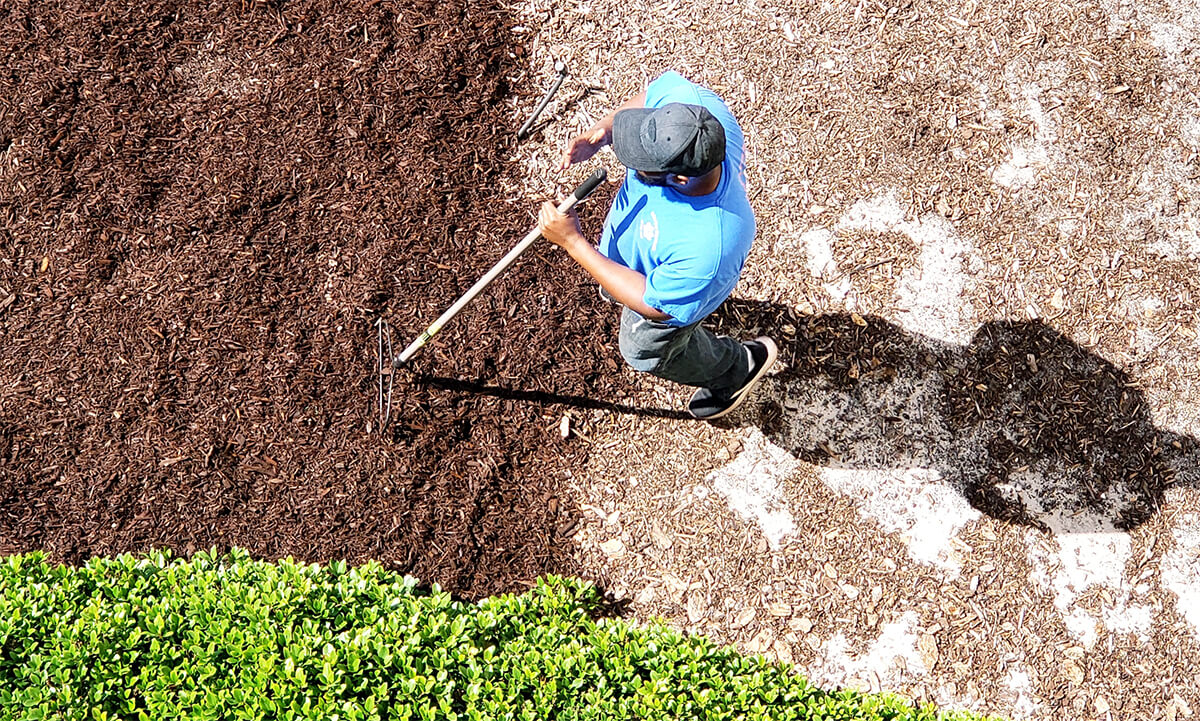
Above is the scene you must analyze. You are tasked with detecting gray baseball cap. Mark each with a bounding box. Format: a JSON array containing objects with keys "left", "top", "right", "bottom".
[{"left": 611, "top": 102, "right": 726, "bottom": 176}]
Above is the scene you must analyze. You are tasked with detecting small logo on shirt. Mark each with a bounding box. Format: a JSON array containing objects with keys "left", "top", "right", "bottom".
[{"left": 639, "top": 211, "right": 660, "bottom": 252}]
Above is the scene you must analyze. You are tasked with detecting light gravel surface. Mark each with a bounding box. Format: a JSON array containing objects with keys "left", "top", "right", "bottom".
[{"left": 505, "top": 0, "right": 1200, "bottom": 718}]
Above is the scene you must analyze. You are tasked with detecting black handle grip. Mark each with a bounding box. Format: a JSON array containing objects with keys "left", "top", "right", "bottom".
[{"left": 573, "top": 167, "right": 608, "bottom": 201}]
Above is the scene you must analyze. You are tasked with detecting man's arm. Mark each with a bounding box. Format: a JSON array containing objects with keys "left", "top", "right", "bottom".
[
  {"left": 560, "top": 90, "right": 647, "bottom": 169},
  {"left": 537, "top": 201, "right": 671, "bottom": 321}
]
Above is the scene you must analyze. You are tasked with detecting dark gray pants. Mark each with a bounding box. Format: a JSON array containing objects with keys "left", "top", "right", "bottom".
[{"left": 616, "top": 305, "right": 749, "bottom": 394}]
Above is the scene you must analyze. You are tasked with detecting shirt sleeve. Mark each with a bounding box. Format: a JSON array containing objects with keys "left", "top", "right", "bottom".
[{"left": 642, "top": 252, "right": 719, "bottom": 327}]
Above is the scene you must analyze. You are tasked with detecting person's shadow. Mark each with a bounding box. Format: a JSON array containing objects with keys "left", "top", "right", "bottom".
[{"left": 708, "top": 300, "right": 1200, "bottom": 533}]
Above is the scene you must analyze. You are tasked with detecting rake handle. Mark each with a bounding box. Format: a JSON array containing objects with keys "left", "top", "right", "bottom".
[{"left": 394, "top": 167, "right": 608, "bottom": 366}]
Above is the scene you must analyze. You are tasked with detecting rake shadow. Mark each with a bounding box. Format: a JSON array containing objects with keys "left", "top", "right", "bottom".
[{"left": 417, "top": 374, "right": 692, "bottom": 420}]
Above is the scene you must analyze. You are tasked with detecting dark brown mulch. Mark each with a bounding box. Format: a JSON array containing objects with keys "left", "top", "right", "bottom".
[{"left": 0, "top": 0, "right": 631, "bottom": 598}]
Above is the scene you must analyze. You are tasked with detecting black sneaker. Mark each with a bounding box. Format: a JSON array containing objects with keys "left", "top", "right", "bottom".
[{"left": 687, "top": 337, "right": 779, "bottom": 420}]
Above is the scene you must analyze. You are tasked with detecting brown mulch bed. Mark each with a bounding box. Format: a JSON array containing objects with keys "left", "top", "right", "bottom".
[{"left": 0, "top": 0, "right": 630, "bottom": 598}]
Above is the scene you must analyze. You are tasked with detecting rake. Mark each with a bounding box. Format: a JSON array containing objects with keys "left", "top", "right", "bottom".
[{"left": 375, "top": 167, "right": 607, "bottom": 429}]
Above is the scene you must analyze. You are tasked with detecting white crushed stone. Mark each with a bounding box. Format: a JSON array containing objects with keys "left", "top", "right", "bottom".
[
  {"left": 1027, "top": 530, "right": 1162, "bottom": 642},
  {"left": 836, "top": 193, "right": 974, "bottom": 345},
  {"left": 1020, "top": 82, "right": 1056, "bottom": 143},
  {"left": 1005, "top": 467, "right": 1125, "bottom": 535},
  {"left": 1025, "top": 527, "right": 1157, "bottom": 643},
  {"left": 1119, "top": 145, "right": 1200, "bottom": 258},
  {"left": 817, "top": 467, "right": 979, "bottom": 575},
  {"left": 991, "top": 84, "right": 1055, "bottom": 189},
  {"left": 1064, "top": 608, "right": 1100, "bottom": 650},
  {"left": 1103, "top": 0, "right": 1200, "bottom": 70},
  {"left": 766, "top": 363, "right": 979, "bottom": 574},
  {"left": 1145, "top": 382, "right": 1200, "bottom": 468},
  {"left": 802, "top": 228, "right": 836, "bottom": 277},
  {"left": 992, "top": 145, "right": 1050, "bottom": 189},
  {"left": 1136, "top": 327, "right": 1162, "bottom": 356},
  {"left": 1003, "top": 668, "right": 1043, "bottom": 721},
  {"left": 1102, "top": 603, "right": 1154, "bottom": 641},
  {"left": 1057, "top": 217, "right": 1081, "bottom": 239},
  {"left": 1161, "top": 513, "right": 1200, "bottom": 635},
  {"left": 801, "top": 228, "right": 852, "bottom": 302},
  {"left": 1140, "top": 296, "right": 1165, "bottom": 313},
  {"left": 705, "top": 429, "right": 800, "bottom": 549},
  {"left": 1183, "top": 114, "right": 1200, "bottom": 147},
  {"left": 1027, "top": 531, "right": 1131, "bottom": 610},
  {"left": 1150, "top": 21, "right": 1193, "bottom": 58},
  {"left": 769, "top": 370, "right": 950, "bottom": 472},
  {"left": 809, "top": 611, "right": 927, "bottom": 689}
]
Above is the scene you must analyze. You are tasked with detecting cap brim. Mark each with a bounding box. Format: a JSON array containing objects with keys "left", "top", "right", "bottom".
[{"left": 611, "top": 108, "right": 670, "bottom": 172}]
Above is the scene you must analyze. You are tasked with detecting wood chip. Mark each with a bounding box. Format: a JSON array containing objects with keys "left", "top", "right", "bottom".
[
  {"left": 747, "top": 627, "right": 775, "bottom": 654},
  {"left": 918, "top": 633, "right": 939, "bottom": 671},
  {"left": 599, "top": 538, "right": 626, "bottom": 559},
  {"left": 650, "top": 521, "right": 673, "bottom": 550},
  {"left": 661, "top": 573, "right": 688, "bottom": 603},
  {"left": 732, "top": 607, "right": 756, "bottom": 629},
  {"left": 686, "top": 592, "right": 707, "bottom": 624},
  {"left": 1168, "top": 696, "right": 1193, "bottom": 720},
  {"left": 772, "top": 639, "right": 794, "bottom": 665}
]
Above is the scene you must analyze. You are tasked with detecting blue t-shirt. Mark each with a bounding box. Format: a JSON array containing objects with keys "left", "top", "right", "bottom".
[{"left": 599, "top": 71, "right": 756, "bottom": 327}]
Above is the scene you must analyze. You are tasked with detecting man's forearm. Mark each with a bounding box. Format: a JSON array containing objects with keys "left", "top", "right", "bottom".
[
  {"left": 563, "top": 236, "right": 670, "bottom": 321},
  {"left": 591, "top": 91, "right": 647, "bottom": 140}
]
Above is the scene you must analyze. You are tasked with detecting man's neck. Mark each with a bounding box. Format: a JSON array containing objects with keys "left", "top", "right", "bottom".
[{"left": 678, "top": 166, "right": 722, "bottom": 197}]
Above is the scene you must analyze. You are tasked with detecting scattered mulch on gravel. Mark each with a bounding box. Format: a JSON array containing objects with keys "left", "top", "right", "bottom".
[
  {"left": 0, "top": 0, "right": 631, "bottom": 598},
  {"left": 514, "top": 0, "right": 1200, "bottom": 717}
]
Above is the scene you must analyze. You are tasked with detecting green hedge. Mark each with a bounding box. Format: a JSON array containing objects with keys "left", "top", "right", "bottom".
[{"left": 0, "top": 549, "right": 995, "bottom": 721}]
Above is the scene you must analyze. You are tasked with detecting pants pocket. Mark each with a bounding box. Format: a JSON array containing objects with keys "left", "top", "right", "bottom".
[{"left": 618, "top": 310, "right": 674, "bottom": 373}]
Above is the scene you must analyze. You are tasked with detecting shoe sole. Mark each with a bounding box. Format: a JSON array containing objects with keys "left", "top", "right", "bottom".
[{"left": 696, "top": 336, "right": 779, "bottom": 420}]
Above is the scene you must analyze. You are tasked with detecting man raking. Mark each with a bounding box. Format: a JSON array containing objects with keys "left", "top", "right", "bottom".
[{"left": 538, "top": 71, "right": 777, "bottom": 420}]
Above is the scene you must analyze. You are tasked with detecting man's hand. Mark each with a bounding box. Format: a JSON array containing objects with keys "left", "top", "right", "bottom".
[
  {"left": 560, "top": 89, "right": 647, "bottom": 170},
  {"left": 560, "top": 126, "right": 610, "bottom": 170},
  {"left": 538, "top": 200, "right": 585, "bottom": 250}
]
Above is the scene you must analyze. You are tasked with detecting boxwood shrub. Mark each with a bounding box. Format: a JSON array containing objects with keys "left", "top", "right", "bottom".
[{"left": 0, "top": 549, "right": 996, "bottom": 720}]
